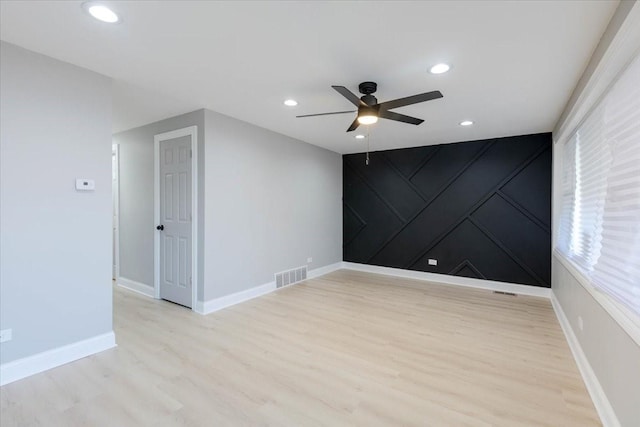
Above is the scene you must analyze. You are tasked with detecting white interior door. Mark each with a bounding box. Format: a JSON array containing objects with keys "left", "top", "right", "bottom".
[{"left": 158, "top": 135, "right": 192, "bottom": 307}]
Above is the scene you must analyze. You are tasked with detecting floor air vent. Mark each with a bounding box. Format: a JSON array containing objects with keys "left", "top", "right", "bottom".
[
  {"left": 493, "top": 291, "right": 517, "bottom": 296},
  {"left": 275, "top": 266, "right": 307, "bottom": 288}
]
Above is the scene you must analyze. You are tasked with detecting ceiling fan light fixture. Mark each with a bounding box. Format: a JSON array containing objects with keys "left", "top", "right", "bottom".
[
  {"left": 355, "top": 134, "right": 366, "bottom": 139},
  {"left": 429, "top": 63, "right": 450, "bottom": 74},
  {"left": 357, "top": 115, "right": 378, "bottom": 125},
  {"left": 357, "top": 105, "right": 378, "bottom": 125}
]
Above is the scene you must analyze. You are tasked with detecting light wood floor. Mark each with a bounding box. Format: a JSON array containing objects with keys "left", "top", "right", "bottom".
[{"left": 1, "top": 270, "right": 599, "bottom": 426}]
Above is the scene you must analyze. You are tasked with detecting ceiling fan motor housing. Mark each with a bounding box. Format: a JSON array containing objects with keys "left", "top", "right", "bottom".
[
  {"left": 358, "top": 81, "right": 378, "bottom": 95},
  {"left": 360, "top": 94, "right": 378, "bottom": 106},
  {"left": 359, "top": 82, "right": 378, "bottom": 106}
]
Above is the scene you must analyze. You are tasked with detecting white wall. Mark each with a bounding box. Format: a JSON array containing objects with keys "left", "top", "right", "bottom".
[
  {"left": 112, "top": 110, "right": 205, "bottom": 296},
  {"left": 113, "top": 109, "right": 342, "bottom": 304},
  {"left": 553, "top": 258, "right": 640, "bottom": 426},
  {"left": 551, "top": 2, "right": 640, "bottom": 426},
  {"left": 203, "top": 109, "right": 342, "bottom": 300},
  {"left": 0, "top": 42, "right": 113, "bottom": 364}
]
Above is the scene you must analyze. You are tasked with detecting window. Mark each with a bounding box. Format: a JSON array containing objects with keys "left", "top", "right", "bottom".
[{"left": 557, "top": 54, "right": 640, "bottom": 315}]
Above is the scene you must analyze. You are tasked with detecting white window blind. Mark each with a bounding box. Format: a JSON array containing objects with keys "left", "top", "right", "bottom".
[{"left": 557, "top": 53, "right": 640, "bottom": 315}]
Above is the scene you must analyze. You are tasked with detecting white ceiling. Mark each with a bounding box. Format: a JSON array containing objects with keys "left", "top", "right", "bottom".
[{"left": 0, "top": 1, "right": 618, "bottom": 154}]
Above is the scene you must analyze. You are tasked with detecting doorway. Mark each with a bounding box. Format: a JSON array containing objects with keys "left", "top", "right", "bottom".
[{"left": 154, "top": 126, "right": 198, "bottom": 309}]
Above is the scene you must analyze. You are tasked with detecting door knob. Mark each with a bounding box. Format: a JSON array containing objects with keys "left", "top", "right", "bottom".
[{"left": 156, "top": 225, "right": 164, "bottom": 231}]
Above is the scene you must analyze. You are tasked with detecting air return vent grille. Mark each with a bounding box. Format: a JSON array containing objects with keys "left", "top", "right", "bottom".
[{"left": 275, "top": 266, "right": 307, "bottom": 288}]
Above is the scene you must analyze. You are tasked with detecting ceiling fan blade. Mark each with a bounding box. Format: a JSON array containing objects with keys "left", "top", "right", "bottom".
[
  {"left": 296, "top": 110, "right": 356, "bottom": 118},
  {"left": 379, "top": 110, "right": 424, "bottom": 125},
  {"left": 332, "top": 85, "right": 365, "bottom": 107},
  {"left": 378, "top": 90, "right": 443, "bottom": 111},
  {"left": 346, "top": 118, "right": 360, "bottom": 132}
]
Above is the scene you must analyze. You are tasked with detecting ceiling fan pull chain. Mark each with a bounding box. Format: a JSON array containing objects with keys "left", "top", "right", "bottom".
[{"left": 366, "top": 127, "right": 371, "bottom": 166}]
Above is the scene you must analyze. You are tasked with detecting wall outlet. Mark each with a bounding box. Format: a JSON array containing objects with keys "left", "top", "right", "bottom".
[
  {"left": 0, "top": 329, "right": 12, "bottom": 343},
  {"left": 428, "top": 259, "right": 438, "bottom": 266},
  {"left": 75, "top": 178, "right": 95, "bottom": 191},
  {"left": 578, "top": 316, "right": 584, "bottom": 332},
  {"left": 307, "top": 257, "right": 313, "bottom": 263}
]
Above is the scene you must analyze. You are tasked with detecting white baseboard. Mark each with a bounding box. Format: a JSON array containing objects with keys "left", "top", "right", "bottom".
[
  {"left": 117, "top": 276, "right": 154, "bottom": 298},
  {"left": 341, "top": 262, "right": 552, "bottom": 298},
  {"left": 195, "top": 261, "right": 548, "bottom": 316},
  {"left": 550, "top": 292, "right": 619, "bottom": 427},
  {"left": 0, "top": 332, "right": 116, "bottom": 386},
  {"left": 196, "top": 281, "right": 276, "bottom": 315},
  {"left": 195, "top": 262, "right": 344, "bottom": 315},
  {"left": 307, "top": 262, "right": 344, "bottom": 280}
]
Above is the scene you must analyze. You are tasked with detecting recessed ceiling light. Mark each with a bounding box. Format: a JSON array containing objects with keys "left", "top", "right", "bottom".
[
  {"left": 429, "top": 63, "right": 450, "bottom": 74},
  {"left": 459, "top": 120, "right": 474, "bottom": 126},
  {"left": 83, "top": 2, "right": 120, "bottom": 23},
  {"left": 284, "top": 99, "right": 298, "bottom": 106},
  {"left": 355, "top": 134, "right": 366, "bottom": 139}
]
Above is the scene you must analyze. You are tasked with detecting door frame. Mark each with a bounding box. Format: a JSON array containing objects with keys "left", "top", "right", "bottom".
[
  {"left": 112, "top": 144, "right": 120, "bottom": 281},
  {"left": 153, "top": 126, "right": 199, "bottom": 310}
]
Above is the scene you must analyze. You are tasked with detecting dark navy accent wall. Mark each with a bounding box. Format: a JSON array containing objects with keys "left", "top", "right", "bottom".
[{"left": 343, "top": 133, "right": 552, "bottom": 288}]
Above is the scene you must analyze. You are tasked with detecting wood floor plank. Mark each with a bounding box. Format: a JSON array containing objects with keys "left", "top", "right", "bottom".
[{"left": 0, "top": 270, "right": 600, "bottom": 426}]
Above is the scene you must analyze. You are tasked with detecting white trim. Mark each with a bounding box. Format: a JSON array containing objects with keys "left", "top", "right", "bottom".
[
  {"left": 0, "top": 332, "right": 116, "bottom": 386},
  {"left": 341, "top": 262, "right": 551, "bottom": 298},
  {"left": 550, "top": 292, "right": 620, "bottom": 427},
  {"left": 307, "top": 262, "right": 344, "bottom": 280},
  {"left": 195, "top": 262, "right": 344, "bottom": 315},
  {"left": 195, "top": 281, "right": 276, "bottom": 315},
  {"left": 154, "top": 132, "right": 160, "bottom": 298},
  {"left": 112, "top": 144, "right": 120, "bottom": 281},
  {"left": 553, "top": 251, "right": 640, "bottom": 347},
  {"left": 195, "top": 261, "right": 551, "bottom": 315},
  {"left": 117, "top": 276, "right": 154, "bottom": 298},
  {"left": 154, "top": 126, "right": 199, "bottom": 311}
]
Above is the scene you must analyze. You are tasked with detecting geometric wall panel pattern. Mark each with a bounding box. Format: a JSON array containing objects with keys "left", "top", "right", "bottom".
[{"left": 343, "top": 133, "right": 552, "bottom": 288}]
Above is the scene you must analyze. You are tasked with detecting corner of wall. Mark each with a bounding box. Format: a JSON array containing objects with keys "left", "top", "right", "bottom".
[{"left": 0, "top": 332, "right": 116, "bottom": 387}]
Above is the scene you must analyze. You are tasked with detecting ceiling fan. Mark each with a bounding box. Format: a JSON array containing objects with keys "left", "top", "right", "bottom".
[{"left": 296, "top": 82, "right": 443, "bottom": 132}]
